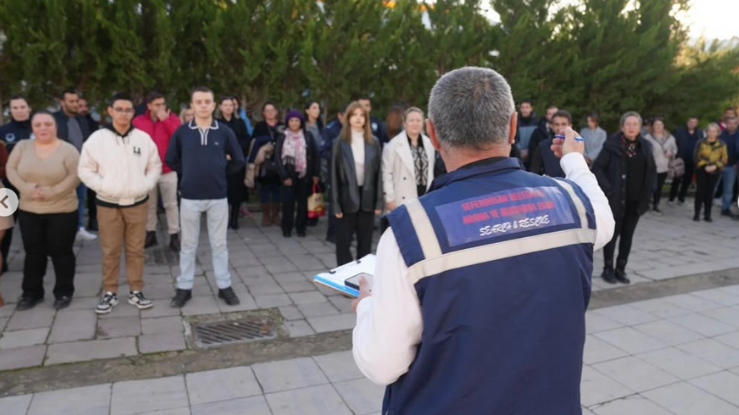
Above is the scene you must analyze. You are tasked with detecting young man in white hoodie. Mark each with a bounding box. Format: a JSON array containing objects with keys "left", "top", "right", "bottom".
[{"left": 78, "top": 93, "right": 161, "bottom": 314}]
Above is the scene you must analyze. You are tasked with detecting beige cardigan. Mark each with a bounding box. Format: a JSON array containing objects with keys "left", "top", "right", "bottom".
[{"left": 6, "top": 139, "right": 80, "bottom": 214}]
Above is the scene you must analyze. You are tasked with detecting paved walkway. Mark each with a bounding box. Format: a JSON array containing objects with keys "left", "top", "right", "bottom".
[
  {"left": 2, "top": 283, "right": 739, "bottom": 414},
  {"left": 1, "top": 203, "right": 739, "bottom": 371}
]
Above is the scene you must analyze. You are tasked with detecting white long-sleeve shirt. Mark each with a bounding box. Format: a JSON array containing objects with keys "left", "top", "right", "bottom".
[{"left": 352, "top": 152, "right": 615, "bottom": 385}]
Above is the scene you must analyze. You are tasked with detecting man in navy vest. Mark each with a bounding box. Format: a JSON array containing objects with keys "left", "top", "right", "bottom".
[{"left": 352, "top": 67, "right": 615, "bottom": 415}]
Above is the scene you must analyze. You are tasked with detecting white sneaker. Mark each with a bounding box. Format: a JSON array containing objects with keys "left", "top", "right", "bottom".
[
  {"left": 128, "top": 291, "right": 153, "bottom": 310},
  {"left": 96, "top": 292, "right": 118, "bottom": 314},
  {"left": 76, "top": 227, "right": 98, "bottom": 241}
]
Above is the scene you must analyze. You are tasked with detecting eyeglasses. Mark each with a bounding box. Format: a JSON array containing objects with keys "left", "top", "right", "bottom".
[{"left": 113, "top": 108, "right": 134, "bottom": 114}]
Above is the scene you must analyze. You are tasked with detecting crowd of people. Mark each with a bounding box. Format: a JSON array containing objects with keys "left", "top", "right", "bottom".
[{"left": 0, "top": 86, "right": 737, "bottom": 311}]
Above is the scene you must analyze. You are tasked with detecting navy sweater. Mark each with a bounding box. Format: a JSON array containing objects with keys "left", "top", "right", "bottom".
[{"left": 165, "top": 119, "right": 246, "bottom": 200}]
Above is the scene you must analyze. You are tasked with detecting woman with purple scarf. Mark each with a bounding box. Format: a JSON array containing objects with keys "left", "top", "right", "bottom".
[{"left": 275, "top": 110, "right": 320, "bottom": 237}]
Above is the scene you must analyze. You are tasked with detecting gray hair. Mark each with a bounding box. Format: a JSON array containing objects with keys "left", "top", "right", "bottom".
[
  {"left": 428, "top": 67, "right": 515, "bottom": 150},
  {"left": 706, "top": 122, "right": 721, "bottom": 135},
  {"left": 620, "top": 111, "right": 643, "bottom": 127}
]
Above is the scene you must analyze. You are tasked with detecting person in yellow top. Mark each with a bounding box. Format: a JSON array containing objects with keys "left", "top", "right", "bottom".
[{"left": 693, "top": 123, "right": 728, "bottom": 222}]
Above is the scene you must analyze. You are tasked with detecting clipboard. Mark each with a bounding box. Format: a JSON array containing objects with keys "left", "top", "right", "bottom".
[{"left": 313, "top": 254, "right": 375, "bottom": 298}]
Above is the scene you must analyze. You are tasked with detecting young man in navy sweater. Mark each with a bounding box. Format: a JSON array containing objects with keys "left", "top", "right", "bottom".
[{"left": 166, "top": 87, "right": 245, "bottom": 308}]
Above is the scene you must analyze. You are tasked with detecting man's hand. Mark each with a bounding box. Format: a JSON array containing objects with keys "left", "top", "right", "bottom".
[
  {"left": 284, "top": 178, "right": 293, "bottom": 186},
  {"left": 156, "top": 108, "right": 170, "bottom": 122},
  {"left": 706, "top": 165, "right": 717, "bottom": 173},
  {"left": 336, "top": 212, "right": 343, "bottom": 219},
  {"left": 352, "top": 276, "right": 371, "bottom": 313},
  {"left": 551, "top": 126, "right": 584, "bottom": 159}
]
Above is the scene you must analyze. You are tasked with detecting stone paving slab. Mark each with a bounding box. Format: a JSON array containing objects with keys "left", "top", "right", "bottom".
[
  {"left": 3, "top": 284, "right": 739, "bottom": 414},
  {"left": 0, "top": 204, "right": 738, "bottom": 376}
]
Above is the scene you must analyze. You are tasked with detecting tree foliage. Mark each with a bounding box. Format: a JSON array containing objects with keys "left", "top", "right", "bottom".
[{"left": 0, "top": 0, "right": 736, "bottom": 130}]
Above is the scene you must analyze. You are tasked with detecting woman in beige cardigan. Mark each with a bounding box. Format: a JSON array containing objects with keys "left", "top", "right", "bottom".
[
  {"left": 381, "top": 107, "right": 436, "bottom": 213},
  {"left": 7, "top": 111, "right": 80, "bottom": 311}
]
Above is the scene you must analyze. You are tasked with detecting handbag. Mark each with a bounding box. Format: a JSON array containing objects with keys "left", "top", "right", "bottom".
[
  {"left": 308, "top": 184, "right": 326, "bottom": 219},
  {"left": 668, "top": 157, "right": 685, "bottom": 179}
]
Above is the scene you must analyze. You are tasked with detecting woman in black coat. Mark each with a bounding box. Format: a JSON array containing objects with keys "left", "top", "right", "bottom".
[
  {"left": 275, "top": 110, "right": 320, "bottom": 238},
  {"left": 217, "top": 96, "right": 251, "bottom": 230},
  {"left": 331, "top": 101, "right": 383, "bottom": 266},
  {"left": 592, "top": 111, "right": 657, "bottom": 285},
  {"left": 252, "top": 101, "right": 285, "bottom": 227}
]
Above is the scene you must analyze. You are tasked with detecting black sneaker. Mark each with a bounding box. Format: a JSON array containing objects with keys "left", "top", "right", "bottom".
[
  {"left": 96, "top": 292, "right": 119, "bottom": 314},
  {"left": 218, "top": 287, "right": 241, "bottom": 306},
  {"left": 614, "top": 269, "right": 631, "bottom": 284},
  {"left": 53, "top": 296, "right": 72, "bottom": 310},
  {"left": 169, "top": 233, "right": 180, "bottom": 252},
  {"left": 128, "top": 291, "right": 153, "bottom": 309},
  {"left": 652, "top": 207, "right": 663, "bottom": 216},
  {"left": 704, "top": 217, "right": 713, "bottom": 223},
  {"left": 601, "top": 268, "right": 617, "bottom": 284},
  {"left": 170, "top": 289, "right": 192, "bottom": 308},
  {"left": 721, "top": 209, "right": 733, "bottom": 217},
  {"left": 16, "top": 296, "right": 43, "bottom": 311}
]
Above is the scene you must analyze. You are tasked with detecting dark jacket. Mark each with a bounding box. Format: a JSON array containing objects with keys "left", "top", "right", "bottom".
[
  {"left": 720, "top": 128, "right": 739, "bottom": 166},
  {"left": 0, "top": 118, "right": 32, "bottom": 153},
  {"left": 218, "top": 116, "right": 252, "bottom": 204},
  {"left": 165, "top": 119, "right": 246, "bottom": 200},
  {"left": 673, "top": 125, "right": 703, "bottom": 162},
  {"left": 331, "top": 136, "right": 383, "bottom": 214},
  {"left": 527, "top": 124, "right": 554, "bottom": 168},
  {"left": 529, "top": 138, "right": 565, "bottom": 178},
  {"left": 592, "top": 134, "right": 657, "bottom": 219},
  {"left": 53, "top": 110, "right": 91, "bottom": 147},
  {"left": 370, "top": 115, "right": 388, "bottom": 145},
  {"left": 275, "top": 129, "right": 320, "bottom": 182}
]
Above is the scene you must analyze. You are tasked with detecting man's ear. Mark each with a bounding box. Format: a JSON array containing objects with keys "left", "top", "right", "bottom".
[
  {"left": 427, "top": 119, "right": 441, "bottom": 150},
  {"left": 508, "top": 112, "right": 518, "bottom": 145}
]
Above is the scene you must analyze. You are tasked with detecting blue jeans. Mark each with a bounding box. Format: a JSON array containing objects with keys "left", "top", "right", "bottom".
[
  {"left": 75, "top": 183, "right": 87, "bottom": 229},
  {"left": 177, "top": 198, "right": 232, "bottom": 290},
  {"left": 260, "top": 183, "right": 281, "bottom": 203},
  {"left": 721, "top": 166, "right": 737, "bottom": 210}
]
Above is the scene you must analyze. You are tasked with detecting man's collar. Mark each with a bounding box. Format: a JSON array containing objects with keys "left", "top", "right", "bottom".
[
  {"left": 188, "top": 119, "right": 219, "bottom": 130},
  {"left": 105, "top": 123, "right": 135, "bottom": 138}
]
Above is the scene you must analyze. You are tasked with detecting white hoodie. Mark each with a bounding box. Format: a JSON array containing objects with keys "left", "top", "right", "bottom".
[{"left": 78, "top": 125, "right": 161, "bottom": 206}]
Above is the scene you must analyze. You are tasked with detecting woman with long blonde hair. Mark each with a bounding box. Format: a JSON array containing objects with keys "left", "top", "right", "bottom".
[{"left": 330, "top": 101, "right": 383, "bottom": 266}]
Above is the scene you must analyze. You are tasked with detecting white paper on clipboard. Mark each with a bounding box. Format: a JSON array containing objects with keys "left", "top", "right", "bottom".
[{"left": 313, "top": 254, "right": 375, "bottom": 298}]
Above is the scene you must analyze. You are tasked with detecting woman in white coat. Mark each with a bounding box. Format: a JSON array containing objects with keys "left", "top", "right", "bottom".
[{"left": 382, "top": 107, "right": 435, "bottom": 215}]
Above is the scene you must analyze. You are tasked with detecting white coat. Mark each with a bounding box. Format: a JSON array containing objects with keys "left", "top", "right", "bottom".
[{"left": 381, "top": 131, "right": 435, "bottom": 208}]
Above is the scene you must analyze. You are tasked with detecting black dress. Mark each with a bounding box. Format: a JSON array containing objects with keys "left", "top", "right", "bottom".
[{"left": 218, "top": 116, "right": 251, "bottom": 205}]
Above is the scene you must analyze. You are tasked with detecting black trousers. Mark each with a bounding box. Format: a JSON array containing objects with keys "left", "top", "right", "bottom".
[
  {"left": 336, "top": 211, "right": 375, "bottom": 266},
  {"left": 653, "top": 172, "right": 668, "bottom": 209},
  {"left": 669, "top": 163, "right": 694, "bottom": 203},
  {"left": 603, "top": 201, "right": 641, "bottom": 271},
  {"left": 19, "top": 210, "right": 78, "bottom": 300},
  {"left": 282, "top": 177, "right": 309, "bottom": 234},
  {"left": 695, "top": 169, "right": 720, "bottom": 219}
]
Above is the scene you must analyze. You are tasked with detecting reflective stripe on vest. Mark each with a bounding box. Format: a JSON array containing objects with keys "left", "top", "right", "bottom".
[{"left": 404, "top": 181, "right": 596, "bottom": 285}]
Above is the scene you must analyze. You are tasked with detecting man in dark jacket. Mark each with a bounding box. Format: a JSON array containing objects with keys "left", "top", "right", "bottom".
[
  {"left": 719, "top": 116, "right": 739, "bottom": 216},
  {"left": 669, "top": 117, "right": 703, "bottom": 205},
  {"left": 0, "top": 95, "right": 32, "bottom": 272},
  {"left": 527, "top": 105, "right": 558, "bottom": 169},
  {"left": 54, "top": 88, "right": 97, "bottom": 241},
  {"left": 78, "top": 98, "right": 100, "bottom": 132},
  {"left": 514, "top": 100, "right": 538, "bottom": 164},
  {"left": 529, "top": 110, "right": 573, "bottom": 178},
  {"left": 358, "top": 96, "right": 388, "bottom": 144}
]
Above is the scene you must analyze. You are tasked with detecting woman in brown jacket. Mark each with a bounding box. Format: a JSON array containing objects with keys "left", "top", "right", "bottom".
[{"left": 693, "top": 123, "right": 728, "bottom": 222}]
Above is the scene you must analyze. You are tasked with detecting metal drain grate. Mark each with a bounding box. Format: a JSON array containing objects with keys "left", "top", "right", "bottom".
[{"left": 193, "top": 319, "right": 276, "bottom": 348}]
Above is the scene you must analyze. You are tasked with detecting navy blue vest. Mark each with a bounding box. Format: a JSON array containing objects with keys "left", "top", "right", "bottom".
[{"left": 385, "top": 157, "right": 595, "bottom": 415}]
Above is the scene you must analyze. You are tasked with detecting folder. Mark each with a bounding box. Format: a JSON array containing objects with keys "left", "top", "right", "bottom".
[{"left": 313, "top": 254, "right": 376, "bottom": 298}]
